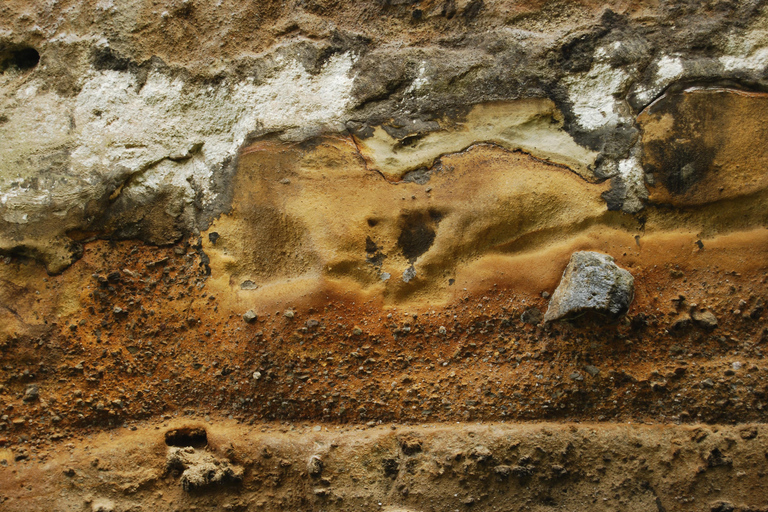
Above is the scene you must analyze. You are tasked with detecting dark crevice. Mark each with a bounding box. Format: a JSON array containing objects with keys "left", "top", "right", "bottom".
[
  {"left": 0, "top": 47, "right": 40, "bottom": 73},
  {"left": 165, "top": 427, "right": 208, "bottom": 448}
]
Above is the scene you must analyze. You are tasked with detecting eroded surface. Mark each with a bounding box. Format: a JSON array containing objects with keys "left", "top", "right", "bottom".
[
  {"left": 3, "top": 421, "right": 768, "bottom": 512},
  {"left": 3, "top": 1, "right": 768, "bottom": 510},
  {"left": 640, "top": 87, "right": 768, "bottom": 207}
]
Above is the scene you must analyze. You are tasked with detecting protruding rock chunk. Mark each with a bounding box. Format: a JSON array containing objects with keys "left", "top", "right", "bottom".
[{"left": 544, "top": 252, "right": 634, "bottom": 323}]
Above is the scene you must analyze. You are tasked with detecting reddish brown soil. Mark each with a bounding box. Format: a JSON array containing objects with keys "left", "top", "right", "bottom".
[
  {"left": 1, "top": 228, "right": 767, "bottom": 454},
  {"left": 3, "top": 419, "right": 768, "bottom": 512}
]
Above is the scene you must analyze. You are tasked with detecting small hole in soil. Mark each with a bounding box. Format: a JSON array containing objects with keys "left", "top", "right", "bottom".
[
  {"left": 165, "top": 427, "right": 208, "bottom": 448},
  {"left": 1, "top": 47, "right": 40, "bottom": 72}
]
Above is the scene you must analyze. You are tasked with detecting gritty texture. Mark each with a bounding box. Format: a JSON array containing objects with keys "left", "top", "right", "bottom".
[
  {"left": 4, "top": 420, "right": 768, "bottom": 512},
  {"left": 3, "top": 1, "right": 768, "bottom": 510}
]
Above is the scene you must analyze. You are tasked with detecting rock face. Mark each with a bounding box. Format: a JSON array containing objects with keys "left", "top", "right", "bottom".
[
  {"left": 3, "top": 1, "right": 768, "bottom": 274},
  {"left": 544, "top": 252, "right": 634, "bottom": 323},
  {"left": 2, "top": 2, "right": 768, "bottom": 510},
  {"left": 6, "top": 421, "right": 768, "bottom": 512}
]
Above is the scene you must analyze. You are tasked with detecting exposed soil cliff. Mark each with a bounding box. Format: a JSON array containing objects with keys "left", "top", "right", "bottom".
[{"left": 2, "top": 1, "right": 768, "bottom": 510}]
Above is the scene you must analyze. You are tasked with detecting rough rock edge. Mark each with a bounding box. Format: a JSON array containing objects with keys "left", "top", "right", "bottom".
[
  {"left": 544, "top": 251, "right": 634, "bottom": 323},
  {"left": 2, "top": 2, "right": 768, "bottom": 272}
]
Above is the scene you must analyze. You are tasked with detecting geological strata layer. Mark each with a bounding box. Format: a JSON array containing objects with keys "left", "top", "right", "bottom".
[
  {"left": 4, "top": 421, "right": 768, "bottom": 512},
  {"left": 2, "top": 1, "right": 768, "bottom": 510}
]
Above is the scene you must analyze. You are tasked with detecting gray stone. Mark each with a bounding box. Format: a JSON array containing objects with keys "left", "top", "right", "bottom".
[
  {"left": 543, "top": 252, "right": 634, "bottom": 323},
  {"left": 23, "top": 384, "right": 39, "bottom": 402},
  {"left": 584, "top": 365, "right": 600, "bottom": 377},
  {"left": 710, "top": 501, "right": 734, "bottom": 512},
  {"left": 242, "top": 310, "right": 257, "bottom": 323}
]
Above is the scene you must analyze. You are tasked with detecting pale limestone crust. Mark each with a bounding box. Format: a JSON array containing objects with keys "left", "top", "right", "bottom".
[
  {"left": 719, "top": 5, "right": 768, "bottom": 73},
  {"left": 354, "top": 100, "right": 599, "bottom": 182},
  {"left": 3, "top": 0, "right": 768, "bottom": 273},
  {"left": 564, "top": 60, "right": 631, "bottom": 132},
  {"left": 0, "top": 44, "right": 356, "bottom": 271},
  {"left": 2, "top": 51, "right": 356, "bottom": 210}
]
